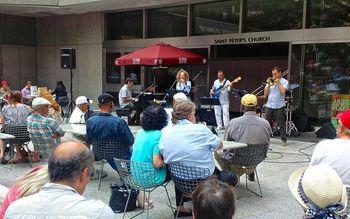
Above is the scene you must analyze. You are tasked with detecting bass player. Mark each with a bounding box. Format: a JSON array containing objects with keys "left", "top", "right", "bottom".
[{"left": 209, "top": 70, "right": 235, "bottom": 130}]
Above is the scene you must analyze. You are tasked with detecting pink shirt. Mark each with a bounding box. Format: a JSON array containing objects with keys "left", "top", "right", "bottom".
[{"left": 0, "top": 185, "right": 20, "bottom": 219}]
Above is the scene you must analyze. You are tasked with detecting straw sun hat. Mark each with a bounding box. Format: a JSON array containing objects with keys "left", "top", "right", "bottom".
[{"left": 288, "top": 165, "right": 347, "bottom": 218}]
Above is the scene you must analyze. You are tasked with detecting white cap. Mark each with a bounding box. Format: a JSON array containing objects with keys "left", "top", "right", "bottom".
[
  {"left": 75, "top": 96, "right": 93, "bottom": 105},
  {"left": 32, "top": 97, "right": 51, "bottom": 107},
  {"left": 173, "top": 92, "right": 187, "bottom": 103}
]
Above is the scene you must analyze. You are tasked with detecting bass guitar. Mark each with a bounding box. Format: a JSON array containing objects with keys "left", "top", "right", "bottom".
[{"left": 211, "top": 76, "right": 242, "bottom": 99}]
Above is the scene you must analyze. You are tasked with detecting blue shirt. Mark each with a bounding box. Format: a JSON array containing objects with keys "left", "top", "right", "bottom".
[
  {"left": 86, "top": 112, "right": 134, "bottom": 145},
  {"left": 265, "top": 77, "right": 289, "bottom": 109},
  {"left": 131, "top": 129, "right": 166, "bottom": 187},
  {"left": 159, "top": 119, "right": 221, "bottom": 176}
]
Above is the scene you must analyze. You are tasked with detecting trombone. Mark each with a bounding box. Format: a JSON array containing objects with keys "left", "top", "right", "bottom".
[{"left": 252, "top": 69, "right": 289, "bottom": 96}]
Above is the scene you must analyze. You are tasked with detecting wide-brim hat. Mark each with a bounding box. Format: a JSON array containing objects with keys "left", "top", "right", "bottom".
[{"left": 288, "top": 165, "right": 347, "bottom": 213}]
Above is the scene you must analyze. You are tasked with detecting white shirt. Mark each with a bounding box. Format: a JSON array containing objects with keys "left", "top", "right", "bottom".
[
  {"left": 212, "top": 79, "right": 231, "bottom": 105},
  {"left": 69, "top": 107, "right": 85, "bottom": 124},
  {"left": 265, "top": 77, "right": 289, "bottom": 109},
  {"left": 310, "top": 138, "right": 350, "bottom": 186},
  {"left": 118, "top": 84, "right": 132, "bottom": 108}
]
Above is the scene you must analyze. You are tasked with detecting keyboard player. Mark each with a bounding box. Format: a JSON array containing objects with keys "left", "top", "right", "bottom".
[{"left": 118, "top": 77, "right": 142, "bottom": 125}]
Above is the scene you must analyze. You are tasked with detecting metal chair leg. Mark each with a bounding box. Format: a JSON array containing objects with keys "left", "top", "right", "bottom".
[
  {"left": 245, "top": 167, "right": 263, "bottom": 198},
  {"left": 163, "top": 184, "right": 174, "bottom": 215},
  {"left": 98, "top": 160, "right": 105, "bottom": 190},
  {"left": 174, "top": 195, "right": 184, "bottom": 219}
]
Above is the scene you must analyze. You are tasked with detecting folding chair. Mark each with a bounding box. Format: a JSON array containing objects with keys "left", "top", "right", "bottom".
[
  {"left": 91, "top": 139, "right": 130, "bottom": 190},
  {"left": 115, "top": 159, "right": 173, "bottom": 219},
  {"left": 229, "top": 144, "right": 269, "bottom": 197},
  {"left": 4, "top": 125, "right": 30, "bottom": 169},
  {"left": 168, "top": 162, "right": 211, "bottom": 218}
]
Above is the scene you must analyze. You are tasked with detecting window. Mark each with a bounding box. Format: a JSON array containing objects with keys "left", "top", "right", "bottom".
[
  {"left": 307, "top": 0, "right": 350, "bottom": 28},
  {"left": 245, "top": 0, "right": 303, "bottom": 32},
  {"left": 192, "top": 0, "right": 240, "bottom": 36},
  {"left": 106, "top": 11, "right": 143, "bottom": 40},
  {"left": 147, "top": 6, "right": 187, "bottom": 38},
  {"left": 106, "top": 53, "right": 121, "bottom": 84}
]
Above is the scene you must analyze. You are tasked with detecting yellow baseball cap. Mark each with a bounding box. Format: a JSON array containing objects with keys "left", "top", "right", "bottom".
[{"left": 241, "top": 94, "right": 257, "bottom": 106}]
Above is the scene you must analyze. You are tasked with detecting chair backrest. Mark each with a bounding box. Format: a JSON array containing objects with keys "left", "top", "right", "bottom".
[
  {"left": 30, "top": 136, "right": 57, "bottom": 158},
  {"left": 229, "top": 144, "right": 269, "bottom": 167},
  {"left": 168, "top": 162, "right": 211, "bottom": 196},
  {"left": 91, "top": 139, "right": 129, "bottom": 159},
  {"left": 4, "top": 125, "right": 30, "bottom": 145},
  {"left": 114, "top": 159, "right": 162, "bottom": 189},
  {"left": 345, "top": 186, "right": 350, "bottom": 217}
]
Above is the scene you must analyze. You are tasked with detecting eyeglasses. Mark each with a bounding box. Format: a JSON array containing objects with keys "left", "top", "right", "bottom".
[{"left": 89, "top": 165, "right": 95, "bottom": 178}]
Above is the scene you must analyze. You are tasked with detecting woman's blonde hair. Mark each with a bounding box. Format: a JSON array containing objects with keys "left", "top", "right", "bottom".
[
  {"left": 15, "top": 165, "right": 49, "bottom": 198},
  {"left": 171, "top": 100, "right": 195, "bottom": 124},
  {"left": 176, "top": 69, "right": 189, "bottom": 81}
]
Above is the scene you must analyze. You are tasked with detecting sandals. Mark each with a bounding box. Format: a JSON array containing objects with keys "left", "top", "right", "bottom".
[{"left": 137, "top": 199, "right": 154, "bottom": 209}]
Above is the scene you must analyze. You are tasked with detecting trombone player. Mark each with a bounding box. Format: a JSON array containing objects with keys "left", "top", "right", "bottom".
[{"left": 263, "top": 66, "right": 289, "bottom": 145}]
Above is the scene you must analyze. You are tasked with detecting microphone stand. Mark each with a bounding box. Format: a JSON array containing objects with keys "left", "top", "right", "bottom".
[{"left": 162, "top": 79, "right": 177, "bottom": 101}]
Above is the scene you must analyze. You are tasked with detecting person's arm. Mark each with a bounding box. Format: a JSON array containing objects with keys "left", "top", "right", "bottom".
[
  {"left": 153, "top": 154, "right": 165, "bottom": 168},
  {"left": 183, "top": 81, "right": 191, "bottom": 95},
  {"left": 263, "top": 84, "right": 270, "bottom": 97},
  {"left": 275, "top": 79, "right": 287, "bottom": 94},
  {"left": 217, "top": 141, "right": 223, "bottom": 149}
]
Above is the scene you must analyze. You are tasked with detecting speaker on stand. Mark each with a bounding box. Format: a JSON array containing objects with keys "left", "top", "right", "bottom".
[{"left": 60, "top": 48, "right": 76, "bottom": 121}]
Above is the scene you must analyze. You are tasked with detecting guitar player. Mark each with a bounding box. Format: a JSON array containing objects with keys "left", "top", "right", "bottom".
[{"left": 209, "top": 70, "right": 235, "bottom": 130}]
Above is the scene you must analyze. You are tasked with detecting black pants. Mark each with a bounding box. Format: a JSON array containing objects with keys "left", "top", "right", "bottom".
[
  {"left": 124, "top": 105, "right": 142, "bottom": 124},
  {"left": 265, "top": 106, "right": 286, "bottom": 140}
]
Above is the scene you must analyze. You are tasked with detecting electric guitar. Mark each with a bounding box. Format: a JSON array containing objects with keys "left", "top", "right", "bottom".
[{"left": 211, "top": 77, "right": 242, "bottom": 99}]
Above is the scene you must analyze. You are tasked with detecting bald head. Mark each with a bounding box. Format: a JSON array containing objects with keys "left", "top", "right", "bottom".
[{"left": 48, "top": 141, "right": 94, "bottom": 183}]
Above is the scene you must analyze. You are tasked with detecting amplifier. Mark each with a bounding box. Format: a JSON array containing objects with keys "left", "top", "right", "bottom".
[{"left": 196, "top": 108, "right": 217, "bottom": 126}]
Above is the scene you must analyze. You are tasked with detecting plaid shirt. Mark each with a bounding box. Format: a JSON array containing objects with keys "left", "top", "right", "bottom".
[{"left": 27, "top": 114, "right": 65, "bottom": 148}]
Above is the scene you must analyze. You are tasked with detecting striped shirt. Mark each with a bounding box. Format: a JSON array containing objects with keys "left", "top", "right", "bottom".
[
  {"left": 1, "top": 104, "right": 31, "bottom": 125},
  {"left": 27, "top": 114, "right": 64, "bottom": 148}
]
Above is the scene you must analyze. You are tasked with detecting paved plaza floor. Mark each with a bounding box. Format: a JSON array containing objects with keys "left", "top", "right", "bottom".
[{"left": 0, "top": 127, "right": 322, "bottom": 219}]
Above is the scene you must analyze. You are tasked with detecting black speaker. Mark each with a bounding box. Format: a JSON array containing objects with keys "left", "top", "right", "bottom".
[
  {"left": 61, "top": 48, "right": 76, "bottom": 69},
  {"left": 315, "top": 122, "right": 336, "bottom": 139},
  {"left": 196, "top": 108, "right": 217, "bottom": 126}
]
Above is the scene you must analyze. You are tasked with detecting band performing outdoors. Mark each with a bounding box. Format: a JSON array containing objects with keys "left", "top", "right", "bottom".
[{"left": 1, "top": 63, "right": 348, "bottom": 219}]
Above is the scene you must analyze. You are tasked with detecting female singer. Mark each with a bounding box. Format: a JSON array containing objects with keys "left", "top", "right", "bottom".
[{"left": 175, "top": 69, "right": 191, "bottom": 98}]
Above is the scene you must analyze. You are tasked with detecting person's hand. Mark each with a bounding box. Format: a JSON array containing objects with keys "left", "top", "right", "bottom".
[
  {"left": 209, "top": 89, "right": 214, "bottom": 95},
  {"left": 180, "top": 78, "right": 185, "bottom": 84},
  {"left": 133, "top": 98, "right": 139, "bottom": 102}
]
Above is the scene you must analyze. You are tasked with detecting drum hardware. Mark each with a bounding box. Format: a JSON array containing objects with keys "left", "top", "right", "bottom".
[{"left": 285, "top": 90, "right": 299, "bottom": 137}]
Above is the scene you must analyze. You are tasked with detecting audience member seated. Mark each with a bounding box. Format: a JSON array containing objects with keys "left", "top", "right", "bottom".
[
  {"left": 27, "top": 97, "right": 65, "bottom": 150},
  {"left": 131, "top": 105, "right": 168, "bottom": 208},
  {"left": 0, "top": 165, "right": 49, "bottom": 218},
  {"left": 215, "top": 94, "right": 271, "bottom": 181},
  {"left": 164, "top": 92, "right": 187, "bottom": 127},
  {"left": 86, "top": 93, "right": 134, "bottom": 171},
  {"left": 39, "top": 88, "right": 63, "bottom": 123},
  {"left": 69, "top": 96, "right": 92, "bottom": 124},
  {"left": 0, "top": 91, "right": 32, "bottom": 164},
  {"left": 192, "top": 177, "right": 235, "bottom": 219},
  {"left": 289, "top": 165, "right": 347, "bottom": 219},
  {"left": 20, "top": 81, "right": 34, "bottom": 105},
  {"left": 310, "top": 109, "right": 350, "bottom": 187},
  {"left": 4, "top": 141, "right": 115, "bottom": 218},
  {"left": 159, "top": 100, "right": 238, "bottom": 217},
  {"left": 0, "top": 80, "right": 11, "bottom": 110}
]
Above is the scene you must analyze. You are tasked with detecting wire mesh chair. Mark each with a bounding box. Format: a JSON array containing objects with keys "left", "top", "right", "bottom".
[
  {"left": 30, "top": 137, "right": 57, "bottom": 164},
  {"left": 4, "top": 125, "right": 31, "bottom": 169},
  {"left": 345, "top": 186, "right": 350, "bottom": 217},
  {"left": 168, "top": 162, "right": 211, "bottom": 218},
  {"left": 229, "top": 144, "right": 269, "bottom": 197},
  {"left": 114, "top": 159, "right": 173, "bottom": 219},
  {"left": 91, "top": 139, "right": 130, "bottom": 190}
]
